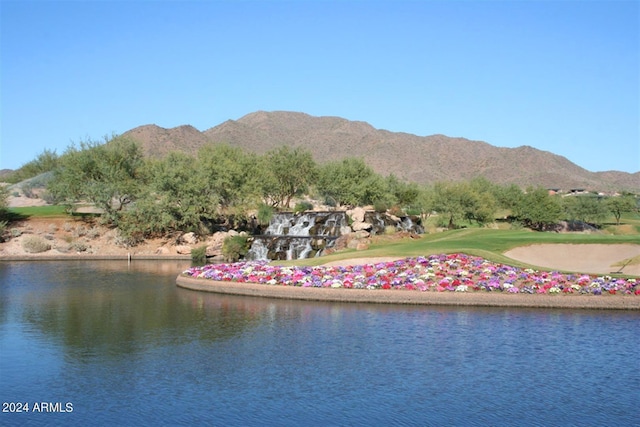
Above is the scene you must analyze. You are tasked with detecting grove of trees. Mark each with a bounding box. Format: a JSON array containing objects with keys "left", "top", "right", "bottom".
[{"left": 3, "top": 135, "right": 638, "bottom": 245}]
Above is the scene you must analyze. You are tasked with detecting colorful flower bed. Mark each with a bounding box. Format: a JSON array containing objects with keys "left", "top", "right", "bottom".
[{"left": 183, "top": 254, "right": 640, "bottom": 295}]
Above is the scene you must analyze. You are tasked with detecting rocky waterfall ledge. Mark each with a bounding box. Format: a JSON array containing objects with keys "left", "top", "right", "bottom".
[{"left": 247, "top": 208, "right": 424, "bottom": 261}]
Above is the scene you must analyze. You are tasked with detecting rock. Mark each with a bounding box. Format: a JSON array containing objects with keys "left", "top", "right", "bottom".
[
  {"left": 352, "top": 221, "right": 373, "bottom": 231},
  {"left": 178, "top": 232, "right": 198, "bottom": 245},
  {"left": 354, "top": 230, "right": 370, "bottom": 239},
  {"left": 356, "top": 241, "right": 370, "bottom": 251},
  {"left": 340, "top": 226, "right": 352, "bottom": 235},
  {"left": 155, "top": 246, "right": 171, "bottom": 255},
  {"left": 206, "top": 243, "right": 223, "bottom": 258},
  {"left": 175, "top": 245, "right": 192, "bottom": 255},
  {"left": 347, "top": 239, "right": 360, "bottom": 249},
  {"left": 347, "top": 207, "right": 366, "bottom": 223}
]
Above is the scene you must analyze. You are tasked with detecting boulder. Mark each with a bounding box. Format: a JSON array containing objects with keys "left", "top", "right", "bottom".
[
  {"left": 354, "top": 230, "right": 370, "bottom": 239},
  {"left": 352, "top": 221, "right": 373, "bottom": 231},
  {"left": 340, "top": 226, "right": 352, "bottom": 235},
  {"left": 356, "top": 241, "right": 370, "bottom": 251},
  {"left": 175, "top": 245, "right": 192, "bottom": 255},
  {"left": 180, "top": 232, "right": 198, "bottom": 245},
  {"left": 347, "top": 207, "right": 366, "bottom": 223},
  {"left": 155, "top": 246, "right": 171, "bottom": 255}
]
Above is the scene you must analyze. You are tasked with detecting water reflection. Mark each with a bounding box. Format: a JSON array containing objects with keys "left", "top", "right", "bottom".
[
  {"left": 1, "top": 261, "right": 638, "bottom": 426},
  {"left": 4, "top": 261, "right": 264, "bottom": 360}
]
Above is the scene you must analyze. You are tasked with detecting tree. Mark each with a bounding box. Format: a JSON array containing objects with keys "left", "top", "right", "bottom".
[
  {"left": 412, "top": 185, "right": 435, "bottom": 221},
  {"left": 121, "top": 151, "right": 208, "bottom": 236},
  {"left": 5, "top": 149, "right": 59, "bottom": 184},
  {"left": 513, "top": 187, "right": 562, "bottom": 231},
  {"left": 47, "top": 136, "right": 144, "bottom": 223},
  {"left": 494, "top": 183, "right": 524, "bottom": 214},
  {"left": 385, "top": 174, "right": 420, "bottom": 208},
  {"left": 258, "top": 146, "right": 317, "bottom": 208},
  {"left": 605, "top": 195, "right": 637, "bottom": 225},
  {"left": 432, "top": 181, "right": 468, "bottom": 229},
  {"left": 317, "top": 157, "right": 383, "bottom": 207},
  {"left": 563, "top": 195, "right": 608, "bottom": 226},
  {"left": 197, "top": 143, "right": 260, "bottom": 212}
]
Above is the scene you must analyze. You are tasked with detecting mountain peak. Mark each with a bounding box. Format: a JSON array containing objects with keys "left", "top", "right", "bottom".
[{"left": 122, "top": 111, "right": 639, "bottom": 192}]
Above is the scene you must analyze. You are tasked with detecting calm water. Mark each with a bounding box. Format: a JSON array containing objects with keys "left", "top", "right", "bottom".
[{"left": 1, "top": 261, "right": 638, "bottom": 426}]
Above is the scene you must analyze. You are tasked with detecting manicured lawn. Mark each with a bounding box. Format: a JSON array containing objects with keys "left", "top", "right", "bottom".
[
  {"left": 8, "top": 205, "right": 69, "bottom": 217},
  {"left": 289, "top": 227, "right": 640, "bottom": 268}
]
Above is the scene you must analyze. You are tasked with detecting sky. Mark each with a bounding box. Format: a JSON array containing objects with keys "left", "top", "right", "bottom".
[{"left": 1, "top": 0, "right": 638, "bottom": 173}]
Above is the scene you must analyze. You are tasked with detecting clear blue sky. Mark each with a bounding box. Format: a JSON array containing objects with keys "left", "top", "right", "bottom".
[{"left": 1, "top": 0, "right": 638, "bottom": 173}]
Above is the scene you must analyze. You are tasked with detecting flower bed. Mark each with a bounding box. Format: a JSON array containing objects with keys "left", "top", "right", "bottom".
[{"left": 183, "top": 254, "right": 640, "bottom": 296}]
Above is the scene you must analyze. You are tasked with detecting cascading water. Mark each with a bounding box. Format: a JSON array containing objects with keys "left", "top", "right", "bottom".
[{"left": 247, "top": 212, "right": 347, "bottom": 261}]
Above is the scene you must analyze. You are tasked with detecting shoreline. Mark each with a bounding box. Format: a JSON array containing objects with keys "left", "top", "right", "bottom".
[{"left": 176, "top": 275, "right": 640, "bottom": 310}]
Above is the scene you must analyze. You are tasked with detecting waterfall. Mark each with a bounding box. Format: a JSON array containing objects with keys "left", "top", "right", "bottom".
[
  {"left": 247, "top": 211, "right": 347, "bottom": 261},
  {"left": 246, "top": 210, "right": 423, "bottom": 261}
]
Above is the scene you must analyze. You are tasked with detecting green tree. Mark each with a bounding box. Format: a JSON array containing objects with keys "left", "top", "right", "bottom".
[
  {"left": 563, "top": 195, "right": 608, "bottom": 226},
  {"left": 317, "top": 157, "right": 383, "bottom": 207},
  {"left": 605, "top": 195, "right": 637, "bottom": 225},
  {"left": 121, "top": 151, "right": 207, "bottom": 237},
  {"left": 197, "top": 143, "right": 260, "bottom": 212},
  {"left": 385, "top": 174, "right": 420, "bottom": 208},
  {"left": 513, "top": 187, "right": 562, "bottom": 231},
  {"left": 411, "top": 185, "right": 435, "bottom": 221},
  {"left": 47, "top": 136, "right": 144, "bottom": 223},
  {"left": 432, "top": 181, "right": 469, "bottom": 229},
  {"left": 5, "top": 149, "right": 59, "bottom": 184},
  {"left": 494, "top": 183, "right": 524, "bottom": 214},
  {"left": 258, "top": 146, "right": 317, "bottom": 208}
]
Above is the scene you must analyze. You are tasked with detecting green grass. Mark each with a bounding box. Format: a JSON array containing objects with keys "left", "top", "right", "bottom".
[
  {"left": 283, "top": 227, "right": 640, "bottom": 269},
  {"left": 8, "top": 205, "right": 69, "bottom": 217}
]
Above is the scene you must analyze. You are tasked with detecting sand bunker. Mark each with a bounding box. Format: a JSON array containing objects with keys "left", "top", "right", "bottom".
[{"left": 504, "top": 244, "right": 640, "bottom": 276}]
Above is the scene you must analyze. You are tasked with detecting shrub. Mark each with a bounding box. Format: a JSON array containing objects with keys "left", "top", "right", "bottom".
[
  {"left": 222, "top": 235, "right": 249, "bottom": 262},
  {"left": 373, "top": 200, "right": 388, "bottom": 213},
  {"left": 72, "top": 225, "right": 87, "bottom": 238},
  {"left": 11, "top": 228, "right": 22, "bottom": 238},
  {"left": 86, "top": 227, "right": 101, "bottom": 239},
  {"left": 0, "top": 221, "right": 6, "bottom": 242},
  {"left": 257, "top": 203, "right": 274, "bottom": 226},
  {"left": 114, "top": 230, "right": 143, "bottom": 248},
  {"left": 191, "top": 245, "right": 207, "bottom": 264},
  {"left": 22, "top": 235, "right": 51, "bottom": 253},
  {"left": 293, "top": 201, "right": 313, "bottom": 213},
  {"left": 71, "top": 241, "right": 89, "bottom": 252},
  {"left": 388, "top": 205, "right": 405, "bottom": 217}
]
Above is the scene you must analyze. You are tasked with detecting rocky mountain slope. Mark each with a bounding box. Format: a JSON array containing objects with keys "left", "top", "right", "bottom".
[{"left": 122, "top": 111, "right": 639, "bottom": 192}]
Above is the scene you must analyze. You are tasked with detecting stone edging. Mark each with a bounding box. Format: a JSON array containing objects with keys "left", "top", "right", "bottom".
[{"left": 176, "top": 275, "right": 640, "bottom": 310}]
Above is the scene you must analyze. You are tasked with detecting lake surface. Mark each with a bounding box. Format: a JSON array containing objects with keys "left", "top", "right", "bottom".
[{"left": 1, "top": 261, "right": 638, "bottom": 426}]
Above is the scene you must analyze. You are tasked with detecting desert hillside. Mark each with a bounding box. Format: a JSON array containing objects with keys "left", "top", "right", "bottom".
[{"left": 122, "top": 111, "right": 639, "bottom": 192}]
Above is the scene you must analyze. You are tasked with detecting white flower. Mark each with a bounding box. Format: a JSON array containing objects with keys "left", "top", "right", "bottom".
[{"left": 455, "top": 285, "right": 468, "bottom": 292}]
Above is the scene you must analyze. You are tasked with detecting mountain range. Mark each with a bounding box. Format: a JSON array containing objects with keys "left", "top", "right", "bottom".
[{"left": 123, "top": 111, "right": 639, "bottom": 192}]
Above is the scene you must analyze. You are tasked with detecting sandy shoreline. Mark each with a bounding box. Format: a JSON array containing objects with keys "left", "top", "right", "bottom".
[{"left": 176, "top": 275, "right": 640, "bottom": 310}]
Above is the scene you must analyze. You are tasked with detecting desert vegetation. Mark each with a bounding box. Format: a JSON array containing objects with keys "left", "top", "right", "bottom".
[{"left": 2, "top": 135, "right": 638, "bottom": 251}]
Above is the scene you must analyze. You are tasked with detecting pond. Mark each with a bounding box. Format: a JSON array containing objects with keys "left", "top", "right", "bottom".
[{"left": 1, "top": 261, "right": 638, "bottom": 426}]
